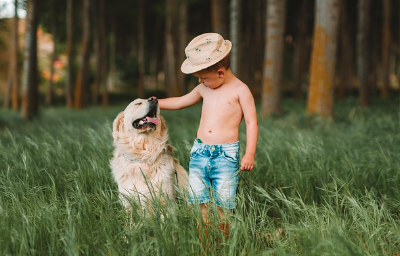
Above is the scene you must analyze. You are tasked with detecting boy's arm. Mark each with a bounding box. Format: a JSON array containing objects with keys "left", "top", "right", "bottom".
[
  {"left": 238, "top": 86, "right": 258, "bottom": 171},
  {"left": 158, "top": 85, "right": 202, "bottom": 110}
]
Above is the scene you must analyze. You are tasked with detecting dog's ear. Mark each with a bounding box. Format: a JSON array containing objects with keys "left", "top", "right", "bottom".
[
  {"left": 159, "top": 116, "right": 167, "bottom": 135},
  {"left": 112, "top": 111, "right": 125, "bottom": 142}
]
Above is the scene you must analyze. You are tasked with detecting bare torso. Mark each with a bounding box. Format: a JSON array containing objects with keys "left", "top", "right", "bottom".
[{"left": 197, "top": 80, "right": 245, "bottom": 144}]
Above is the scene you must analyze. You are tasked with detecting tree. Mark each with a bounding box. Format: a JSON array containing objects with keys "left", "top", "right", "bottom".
[
  {"left": 73, "top": 0, "right": 91, "bottom": 109},
  {"left": 211, "top": 0, "right": 228, "bottom": 38},
  {"left": 380, "top": 0, "right": 391, "bottom": 98},
  {"left": 65, "top": 0, "right": 74, "bottom": 107},
  {"left": 357, "top": 0, "right": 371, "bottom": 106},
  {"left": 306, "top": 0, "right": 340, "bottom": 117},
  {"left": 261, "top": 0, "right": 286, "bottom": 116},
  {"left": 92, "top": 0, "right": 108, "bottom": 105},
  {"left": 4, "top": 0, "right": 19, "bottom": 111},
  {"left": 21, "top": 0, "right": 40, "bottom": 120},
  {"left": 229, "top": 0, "right": 240, "bottom": 74},
  {"left": 137, "top": 0, "right": 145, "bottom": 98},
  {"left": 176, "top": 0, "right": 188, "bottom": 95},
  {"left": 338, "top": 0, "right": 354, "bottom": 101},
  {"left": 99, "top": 0, "right": 108, "bottom": 106},
  {"left": 45, "top": 0, "right": 57, "bottom": 106},
  {"left": 292, "top": 0, "right": 310, "bottom": 99},
  {"left": 165, "top": 0, "right": 178, "bottom": 97}
]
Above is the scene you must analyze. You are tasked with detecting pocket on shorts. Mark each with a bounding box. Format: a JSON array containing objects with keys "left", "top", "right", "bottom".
[
  {"left": 222, "top": 149, "right": 239, "bottom": 163},
  {"left": 190, "top": 145, "right": 200, "bottom": 159}
]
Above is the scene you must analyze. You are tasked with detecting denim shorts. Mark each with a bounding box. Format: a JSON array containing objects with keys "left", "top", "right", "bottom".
[{"left": 188, "top": 139, "right": 240, "bottom": 209}]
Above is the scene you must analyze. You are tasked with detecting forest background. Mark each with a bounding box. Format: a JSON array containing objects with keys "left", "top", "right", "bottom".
[{"left": 0, "top": 0, "right": 399, "bottom": 119}]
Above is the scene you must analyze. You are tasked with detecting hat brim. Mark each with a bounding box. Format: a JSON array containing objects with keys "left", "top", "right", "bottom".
[{"left": 180, "top": 40, "right": 232, "bottom": 74}]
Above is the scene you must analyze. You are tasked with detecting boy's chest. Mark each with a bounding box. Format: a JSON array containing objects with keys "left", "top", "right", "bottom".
[{"left": 202, "top": 89, "right": 241, "bottom": 113}]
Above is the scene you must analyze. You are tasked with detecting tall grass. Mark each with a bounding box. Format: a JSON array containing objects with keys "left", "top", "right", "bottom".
[{"left": 0, "top": 98, "right": 399, "bottom": 255}]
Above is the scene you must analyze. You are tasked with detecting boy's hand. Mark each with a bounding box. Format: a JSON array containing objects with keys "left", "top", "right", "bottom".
[{"left": 240, "top": 153, "right": 255, "bottom": 171}]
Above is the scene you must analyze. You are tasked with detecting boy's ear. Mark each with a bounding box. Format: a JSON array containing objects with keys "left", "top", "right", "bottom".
[{"left": 217, "top": 69, "right": 224, "bottom": 78}]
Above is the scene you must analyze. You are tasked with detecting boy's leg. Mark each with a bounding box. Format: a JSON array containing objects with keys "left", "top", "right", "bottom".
[{"left": 211, "top": 143, "right": 240, "bottom": 242}]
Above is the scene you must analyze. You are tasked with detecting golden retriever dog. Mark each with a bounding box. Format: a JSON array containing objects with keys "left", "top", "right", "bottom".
[{"left": 110, "top": 97, "right": 188, "bottom": 212}]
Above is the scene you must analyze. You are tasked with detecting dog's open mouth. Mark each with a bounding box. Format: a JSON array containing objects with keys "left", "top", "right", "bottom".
[{"left": 132, "top": 106, "right": 160, "bottom": 129}]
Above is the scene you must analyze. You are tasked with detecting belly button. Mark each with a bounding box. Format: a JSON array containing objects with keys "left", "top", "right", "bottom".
[{"left": 208, "top": 130, "right": 212, "bottom": 133}]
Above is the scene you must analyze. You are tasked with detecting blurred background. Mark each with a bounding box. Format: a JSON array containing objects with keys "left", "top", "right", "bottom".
[{"left": 0, "top": 0, "right": 399, "bottom": 120}]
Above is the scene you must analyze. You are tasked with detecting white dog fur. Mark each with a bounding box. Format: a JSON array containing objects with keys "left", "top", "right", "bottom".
[{"left": 110, "top": 97, "right": 188, "bottom": 211}]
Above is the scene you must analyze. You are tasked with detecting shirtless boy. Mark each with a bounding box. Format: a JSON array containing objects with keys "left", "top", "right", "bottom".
[{"left": 158, "top": 33, "right": 258, "bottom": 224}]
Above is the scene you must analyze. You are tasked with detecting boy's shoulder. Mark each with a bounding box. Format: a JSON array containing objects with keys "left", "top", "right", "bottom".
[{"left": 229, "top": 78, "right": 251, "bottom": 94}]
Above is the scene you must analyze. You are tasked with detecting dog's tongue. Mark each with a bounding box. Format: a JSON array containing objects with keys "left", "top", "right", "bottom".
[{"left": 145, "top": 117, "right": 160, "bottom": 125}]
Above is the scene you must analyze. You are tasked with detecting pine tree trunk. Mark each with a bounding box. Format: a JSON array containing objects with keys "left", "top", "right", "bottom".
[
  {"left": 137, "top": 0, "right": 145, "bottom": 98},
  {"left": 109, "top": 17, "right": 117, "bottom": 91},
  {"left": 211, "top": 0, "right": 228, "bottom": 38},
  {"left": 165, "top": 0, "right": 178, "bottom": 97},
  {"left": 229, "top": 0, "right": 240, "bottom": 74},
  {"left": 4, "top": 67, "right": 12, "bottom": 109},
  {"left": 261, "top": 0, "right": 286, "bottom": 116},
  {"left": 306, "top": 0, "right": 340, "bottom": 117},
  {"left": 380, "top": 0, "right": 391, "bottom": 98},
  {"left": 99, "top": 0, "right": 108, "bottom": 106},
  {"left": 11, "top": 0, "right": 19, "bottom": 110},
  {"left": 177, "top": 1, "right": 187, "bottom": 95},
  {"left": 65, "top": 0, "right": 74, "bottom": 107},
  {"left": 46, "top": 0, "right": 57, "bottom": 106},
  {"left": 92, "top": 0, "right": 100, "bottom": 105},
  {"left": 21, "top": 0, "right": 40, "bottom": 120},
  {"left": 398, "top": 0, "right": 400, "bottom": 85},
  {"left": 338, "top": 0, "right": 353, "bottom": 101},
  {"left": 74, "top": 0, "right": 91, "bottom": 109},
  {"left": 357, "top": 0, "right": 371, "bottom": 106},
  {"left": 4, "top": 0, "right": 19, "bottom": 110},
  {"left": 292, "top": 0, "right": 309, "bottom": 99}
]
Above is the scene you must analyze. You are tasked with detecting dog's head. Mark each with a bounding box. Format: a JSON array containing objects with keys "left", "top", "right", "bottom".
[{"left": 113, "top": 97, "right": 167, "bottom": 143}]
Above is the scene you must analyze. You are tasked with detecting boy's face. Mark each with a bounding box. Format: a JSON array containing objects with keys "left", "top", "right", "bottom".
[{"left": 193, "top": 70, "right": 223, "bottom": 89}]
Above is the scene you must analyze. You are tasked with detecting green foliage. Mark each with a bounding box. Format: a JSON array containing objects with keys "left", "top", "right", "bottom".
[{"left": 0, "top": 98, "right": 399, "bottom": 255}]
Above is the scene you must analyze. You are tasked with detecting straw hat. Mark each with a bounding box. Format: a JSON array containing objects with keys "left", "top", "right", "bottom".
[{"left": 181, "top": 33, "right": 232, "bottom": 74}]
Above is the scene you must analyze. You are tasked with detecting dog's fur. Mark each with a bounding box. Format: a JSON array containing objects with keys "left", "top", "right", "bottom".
[{"left": 110, "top": 98, "right": 188, "bottom": 211}]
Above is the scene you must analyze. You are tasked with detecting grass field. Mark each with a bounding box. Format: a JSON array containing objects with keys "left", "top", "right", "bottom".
[{"left": 0, "top": 97, "right": 399, "bottom": 255}]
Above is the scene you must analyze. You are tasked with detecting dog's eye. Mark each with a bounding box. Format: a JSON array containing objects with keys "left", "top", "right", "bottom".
[{"left": 135, "top": 102, "right": 142, "bottom": 106}]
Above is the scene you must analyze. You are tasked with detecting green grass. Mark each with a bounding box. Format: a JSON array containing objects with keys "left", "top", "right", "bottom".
[{"left": 0, "top": 97, "right": 399, "bottom": 255}]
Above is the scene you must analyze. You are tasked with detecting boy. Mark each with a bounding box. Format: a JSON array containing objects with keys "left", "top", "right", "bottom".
[{"left": 158, "top": 33, "right": 258, "bottom": 223}]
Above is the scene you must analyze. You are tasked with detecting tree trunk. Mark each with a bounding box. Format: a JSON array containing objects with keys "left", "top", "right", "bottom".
[
  {"left": 137, "top": 0, "right": 145, "bottom": 98},
  {"left": 380, "top": 0, "right": 391, "bottom": 98},
  {"left": 261, "top": 0, "right": 286, "bottom": 116},
  {"left": 338, "top": 0, "right": 353, "bottom": 101},
  {"left": 398, "top": 0, "right": 400, "bottom": 85},
  {"left": 46, "top": 0, "right": 57, "bottom": 106},
  {"left": 65, "top": 0, "right": 74, "bottom": 107},
  {"left": 229, "top": 0, "right": 240, "bottom": 74},
  {"left": 99, "top": 0, "right": 108, "bottom": 106},
  {"left": 46, "top": 46, "right": 57, "bottom": 106},
  {"left": 292, "top": 0, "right": 309, "bottom": 99},
  {"left": 211, "top": 0, "right": 228, "bottom": 38},
  {"left": 177, "top": 0, "right": 187, "bottom": 95},
  {"left": 74, "top": 0, "right": 91, "bottom": 109},
  {"left": 306, "top": 0, "right": 340, "bottom": 117},
  {"left": 357, "top": 0, "right": 371, "bottom": 106},
  {"left": 21, "top": 0, "right": 40, "bottom": 120},
  {"left": 165, "top": 0, "right": 178, "bottom": 97},
  {"left": 92, "top": 0, "right": 100, "bottom": 105},
  {"left": 109, "top": 17, "right": 117, "bottom": 92},
  {"left": 4, "top": 0, "right": 19, "bottom": 110}
]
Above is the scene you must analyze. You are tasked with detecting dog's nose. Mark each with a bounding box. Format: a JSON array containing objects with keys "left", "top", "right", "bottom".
[{"left": 148, "top": 96, "right": 158, "bottom": 102}]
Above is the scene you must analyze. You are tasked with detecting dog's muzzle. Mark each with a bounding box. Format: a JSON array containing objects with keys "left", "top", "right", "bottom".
[{"left": 132, "top": 98, "right": 160, "bottom": 129}]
